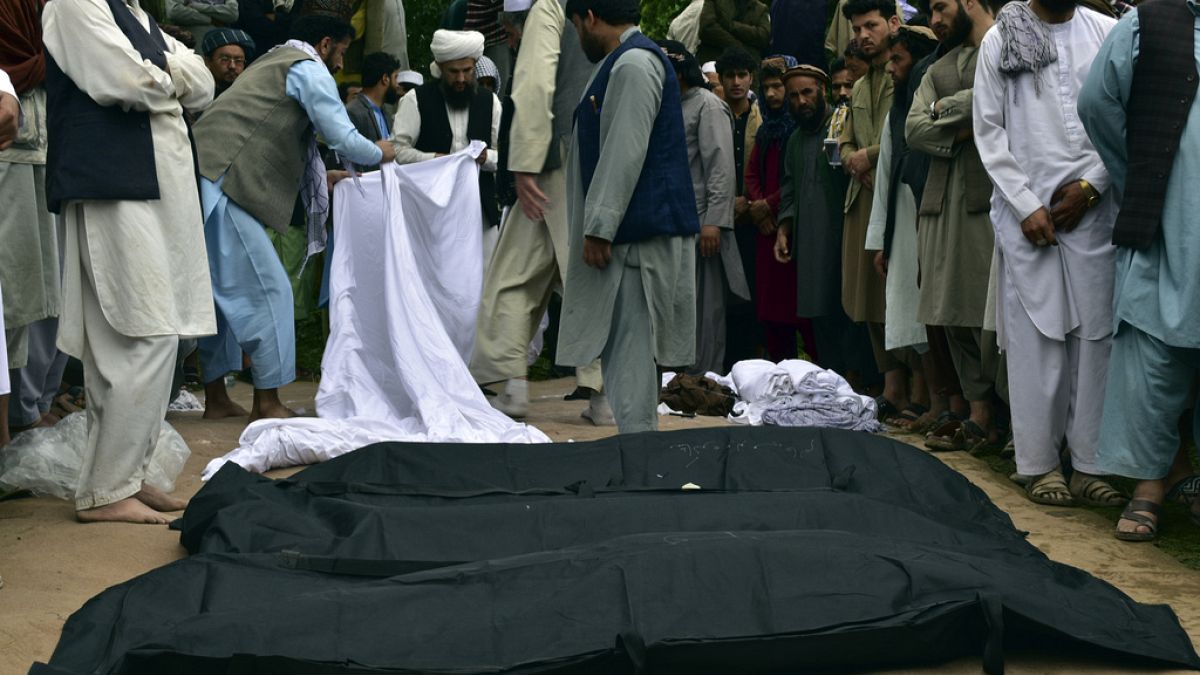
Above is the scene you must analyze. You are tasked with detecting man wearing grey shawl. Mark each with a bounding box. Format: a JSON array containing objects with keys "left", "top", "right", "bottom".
[{"left": 973, "top": 0, "right": 1122, "bottom": 508}]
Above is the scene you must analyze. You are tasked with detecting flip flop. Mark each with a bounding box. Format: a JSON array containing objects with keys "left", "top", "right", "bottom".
[{"left": 1115, "top": 498, "right": 1161, "bottom": 542}]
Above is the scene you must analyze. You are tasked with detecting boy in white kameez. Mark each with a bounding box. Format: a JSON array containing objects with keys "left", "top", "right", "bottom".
[{"left": 973, "top": 0, "right": 1124, "bottom": 507}]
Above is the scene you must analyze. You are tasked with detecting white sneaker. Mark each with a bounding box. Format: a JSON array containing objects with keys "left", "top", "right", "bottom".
[
  {"left": 581, "top": 393, "right": 616, "bottom": 426},
  {"left": 491, "top": 379, "right": 529, "bottom": 418}
]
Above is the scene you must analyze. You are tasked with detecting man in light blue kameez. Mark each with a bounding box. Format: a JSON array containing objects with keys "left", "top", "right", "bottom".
[
  {"left": 193, "top": 14, "right": 395, "bottom": 421},
  {"left": 556, "top": 0, "right": 699, "bottom": 433},
  {"left": 1080, "top": 0, "right": 1200, "bottom": 541}
]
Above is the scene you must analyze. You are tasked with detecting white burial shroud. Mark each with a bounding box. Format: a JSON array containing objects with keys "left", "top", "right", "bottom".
[{"left": 203, "top": 143, "right": 549, "bottom": 480}]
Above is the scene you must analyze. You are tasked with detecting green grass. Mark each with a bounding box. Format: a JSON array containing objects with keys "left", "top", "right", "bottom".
[
  {"left": 968, "top": 442, "right": 1200, "bottom": 570},
  {"left": 295, "top": 316, "right": 328, "bottom": 381}
]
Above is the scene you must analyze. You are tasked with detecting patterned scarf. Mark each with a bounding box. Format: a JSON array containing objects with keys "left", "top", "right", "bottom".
[
  {"left": 754, "top": 54, "right": 798, "bottom": 146},
  {"left": 995, "top": 1, "right": 1058, "bottom": 99},
  {"left": 272, "top": 39, "right": 332, "bottom": 262}
]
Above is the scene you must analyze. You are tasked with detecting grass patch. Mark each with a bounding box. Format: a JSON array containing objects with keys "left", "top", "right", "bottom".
[
  {"left": 295, "top": 316, "right": 327, "bottom": 381},
  {"left": 969, "top": 442, "right": 1200, "bottom": 571}
]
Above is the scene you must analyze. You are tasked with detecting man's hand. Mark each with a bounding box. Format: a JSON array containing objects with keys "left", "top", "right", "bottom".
[
  {"left": 583, "top": 235, "right": 612, "bottom": 269},
  {"left": 750, "top": 199, "right": 772, "bottom": 226},
  {"left": 376, "top": 140, "right": 396, "bottom": 164},
  {"left": 1020, "top": 207, "right": 1058, "bottom": 248},
  {"left": 475, "top": 149, "right": 488, "bottom": 167},
  {"left": 1050, "top": 181, "right": 1089, "bottom": 233},
  {"left": 843, "top": 148, "right": 871, "bottom": 178},
  {"left": 515, "top": 172, "right": 549, "bottom": 221},
  {"left": 774, "top": 222, "right": 792, "bottom": 263},
  {"left": 0, "top": 92, "right": 19, "bottom": 152},
  {"left": 734, "top": 196, "right": 750, "bottom": 218},
  {"left": 326, "top": 169, "right": 349, "bottom": 192},
  {"left": 873, "top": 250, "right": 888, "bottom": 279},
  {"left": 699, "top": 225, "right": 721, "bottom": 257}
]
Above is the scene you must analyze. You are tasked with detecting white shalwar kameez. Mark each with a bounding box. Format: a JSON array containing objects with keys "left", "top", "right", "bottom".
[
  {"left": 865, "top": 114, "right": 926, "bottom": 352},
  {"left": 973, "top": 8, "right": 1117, "bottom": 477},
  {"left": 43, "top": 0, "right": 216, "bottom": 510}
]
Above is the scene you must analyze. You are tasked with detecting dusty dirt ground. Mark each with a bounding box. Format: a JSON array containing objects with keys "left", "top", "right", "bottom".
[{"left": 1, "top": 377, "right": 1198, "bottom": 674}]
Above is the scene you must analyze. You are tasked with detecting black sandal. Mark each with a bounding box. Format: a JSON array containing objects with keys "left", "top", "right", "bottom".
[{"left": 1115, "top": 499, "right": 1161, "bottom": 542}]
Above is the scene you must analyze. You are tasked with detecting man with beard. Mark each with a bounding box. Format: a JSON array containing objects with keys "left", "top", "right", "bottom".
[
  {"left": 745, "top": 55, "right": 813, "bottom": 363},
  {"left": 556, "top": 0, "right": 698, "bottom": 432},
  {"left": 1079, "top": 0, "right": 1200, "bottom": 539},
  {"left": 470, "top": 0, "right": 609, "bottom": 425},
  {"left": 392, "top": 29, "right": 503, "bottom": 246},
  {"left": 347, "top": 51, "right": 402, "bottom": 168},
  {"left": 661, "top": 39, "right": 749, "bottom": 375},
  {"left": 974, "top": 0, "right": 1121, "bottom": 507},
  {"left": 863, "top": 25, "right": 939, "bottom": 430},
  {"left": 838, "top": 0, "right": 910, "bottom": 419},
  {"left": 201, "top": 29, "right": 256, "bottom": 98},
  {"left": 904, "top": 0, "right": 1007, "bottom": 451},
  {"left": 192, "top": 15, "right": 395, "bottom": 421},
  {"left": 773, "top": 65, "right": 861, "bottom": 377}
]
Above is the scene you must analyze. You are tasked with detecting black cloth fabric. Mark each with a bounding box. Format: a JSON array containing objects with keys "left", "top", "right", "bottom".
[
  {"left": 413, "top": 80, "right": 500, "bottom": 227},
  {"left": 899, "top": 47, "right": 945, "bottom": 207},
  {"left": 33, "top": 428, "right": 1200, "bottom": 675}
]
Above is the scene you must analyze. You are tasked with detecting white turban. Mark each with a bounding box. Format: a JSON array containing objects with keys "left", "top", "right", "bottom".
[
  {"left": 429, "top": 29, "right": 486, "bottom": 79},
  {"left": 396, "top": 70, "right": 424, "bottom": 87},
  {"left": 503, "top": 0, "right": 533, "bottom": 10}
]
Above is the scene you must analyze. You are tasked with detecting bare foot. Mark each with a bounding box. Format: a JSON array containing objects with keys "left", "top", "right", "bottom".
[
  {"left": 249, "top": 401, "right": 296, "bottom": 422},
  {"left": 77, "top": 497, "right": 173, "bottom": 524},
  {"left": 203, "top": 398, "right": 250, "bottom": 419},
  {"left": 136, "top": 485, "right": 188, "bottom": 512}
]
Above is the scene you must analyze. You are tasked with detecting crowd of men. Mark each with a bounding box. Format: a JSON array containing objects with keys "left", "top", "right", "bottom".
[{"left": 0, "top": 0, "right": 1197, "bottom": 543}]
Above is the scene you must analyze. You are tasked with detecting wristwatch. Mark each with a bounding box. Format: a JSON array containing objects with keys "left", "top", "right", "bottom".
[
  {"left": 1078, "top": 179, "right": 1100, "bottom": 208},
  {"left": 928, "top": 100, "right": 940, "bottom": 121}
]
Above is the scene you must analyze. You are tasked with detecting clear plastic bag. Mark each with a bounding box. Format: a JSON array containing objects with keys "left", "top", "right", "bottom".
[{"left": 0, "top": 412, "right": 191, "bottom": 500}]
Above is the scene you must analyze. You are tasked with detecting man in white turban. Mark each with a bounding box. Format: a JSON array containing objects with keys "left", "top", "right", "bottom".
[{"left": 391, "top": 29, "right": 503, "bottom": 259}]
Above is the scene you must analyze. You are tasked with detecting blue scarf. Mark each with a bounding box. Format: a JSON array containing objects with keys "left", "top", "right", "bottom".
[{"left": 754, "top": 54, "right": 798, "bottom": 146}]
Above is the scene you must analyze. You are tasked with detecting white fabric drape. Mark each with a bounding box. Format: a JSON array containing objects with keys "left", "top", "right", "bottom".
[{"left": 203, "top": 144, "right": 548, "bottom": 480}]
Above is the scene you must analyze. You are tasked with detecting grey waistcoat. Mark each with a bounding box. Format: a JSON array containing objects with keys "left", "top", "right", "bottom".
[
  {"left": 194, "top": 47, "right": 313, "bottom": 233},
  {"left": 917, "top": 46, "right": 992, "bottom": 217}
]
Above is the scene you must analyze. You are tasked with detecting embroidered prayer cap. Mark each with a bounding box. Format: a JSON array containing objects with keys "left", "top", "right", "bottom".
[
  {"left": 429, "top": 29, "right": 486, "bottom": 78},
  {"left": 201, "top": 28, "right": 257, "bottom": 59},
  {"left": 396, "top": 70, "right": 424, "bottom": 87},
  {"left": 782, "top": 64, "right": 829, "bottom": 86},
  {"left": 503, "top": 0, "right": 534, "bottom": 10},
  {"left": 299, "top": 0, "right": 353, "bottom": 18},
  {"left": 475, "top": 55, "right": 502, "bottom": 92},
  {"left": 701, "top": 60, "right": 717, "bottom": 75}
]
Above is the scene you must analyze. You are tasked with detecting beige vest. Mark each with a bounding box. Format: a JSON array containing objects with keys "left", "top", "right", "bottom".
[
  {"left": 194, "top": 47, "right": 313, "bottom": 233},
  {"left": 918, "top": 46, "right": 992, "bottom": 217}
]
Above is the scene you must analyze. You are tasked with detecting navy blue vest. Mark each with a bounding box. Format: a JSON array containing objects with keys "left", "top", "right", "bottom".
[
  {"left": 45, "top": 0, "right": 167, "bottom": 213},
  {"left": 574, "top": 31, "right": 698, "bottom": 244}
]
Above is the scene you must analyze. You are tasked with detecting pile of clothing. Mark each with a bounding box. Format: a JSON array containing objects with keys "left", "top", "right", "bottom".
[{"left": 662, "top": 359, "right": 879, "bottom": 432}]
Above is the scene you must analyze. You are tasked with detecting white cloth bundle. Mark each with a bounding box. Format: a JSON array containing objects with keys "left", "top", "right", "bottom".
[
  {"left": 730, "top": 359, "right": 794, "bottom": 404},
  {"left": 203, "top": 145, "right": 548, "bottom": 480}
]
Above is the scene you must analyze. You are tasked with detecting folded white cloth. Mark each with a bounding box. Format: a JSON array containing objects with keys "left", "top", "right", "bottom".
[{"left": 730, "top": 359, "right": 793, "bottom": 404}]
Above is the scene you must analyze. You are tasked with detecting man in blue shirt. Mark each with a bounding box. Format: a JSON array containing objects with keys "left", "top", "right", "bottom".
[
  {"left": 346, "top": 51, "right": 402, "bottom": 170},
  {"left": 193, "top": 15, "right": 395, "bottom": 422},
  {"left": 1079, "top": 0, "right": 1200, "bottom": 541}
]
